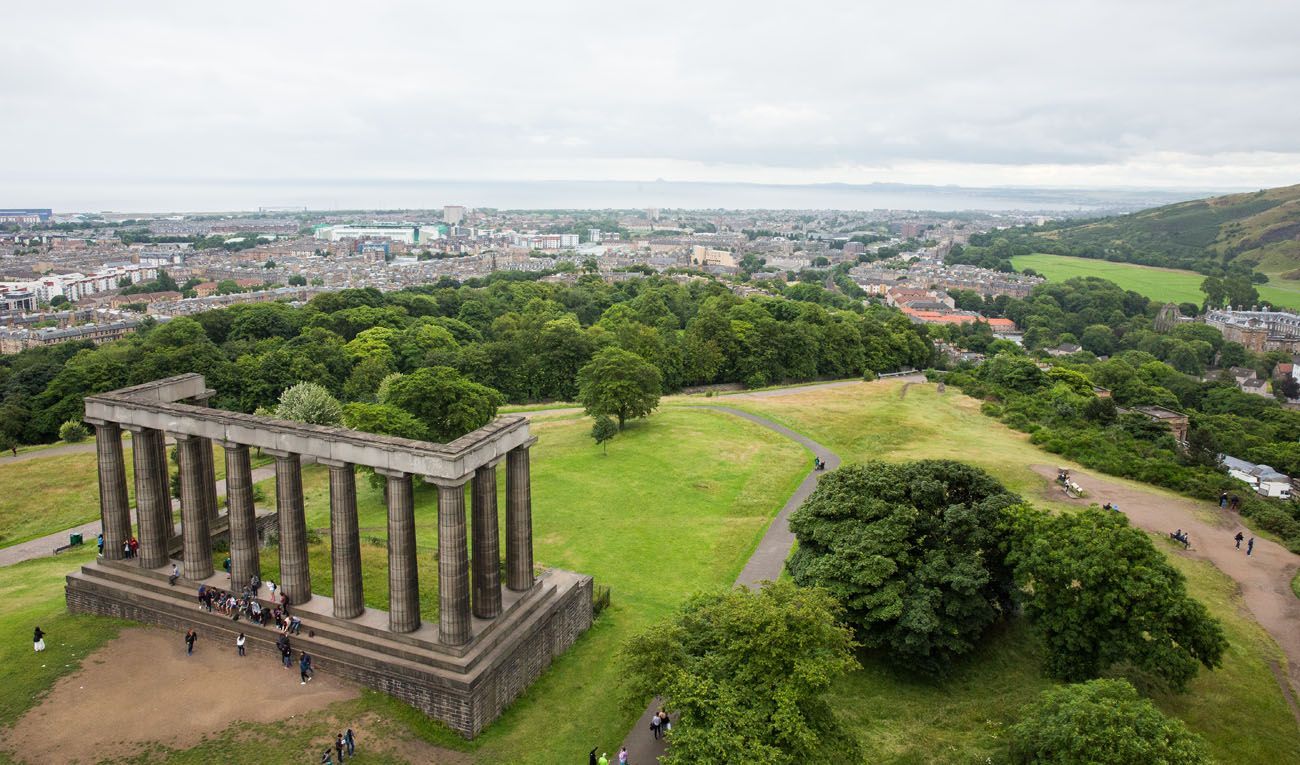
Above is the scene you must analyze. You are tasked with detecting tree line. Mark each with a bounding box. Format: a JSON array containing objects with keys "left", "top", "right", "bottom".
[{"left": 0, "top": 274, "right": 932, "bottom": 447}]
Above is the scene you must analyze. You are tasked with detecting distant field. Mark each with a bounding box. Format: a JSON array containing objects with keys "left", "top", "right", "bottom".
[{"left": 1010, "top": 253, "right": 1300, "bottom": 309}]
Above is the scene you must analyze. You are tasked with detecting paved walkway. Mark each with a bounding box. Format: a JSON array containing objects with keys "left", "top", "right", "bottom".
[
  {"left": 0, "top": 441, "right": 98, "bottom": 465},
  {"left": 619, "top": 405, "right": 841, "bottom": 764},
  {"left": 0, "top": 465, "right": 275, "bottom": 567}
]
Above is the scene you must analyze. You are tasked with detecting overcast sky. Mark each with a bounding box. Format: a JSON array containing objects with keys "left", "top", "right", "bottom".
[{"left": 4, "top": 0, "right": 1300, "bottom": 208}]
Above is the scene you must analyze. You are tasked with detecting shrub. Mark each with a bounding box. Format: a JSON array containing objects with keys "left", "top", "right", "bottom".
[
  {"left": 1009, "top": 679, "right": 1210, "bottom": 764},
  {"left": 59, "top": 419, "right": 89, "bottom": 443}
]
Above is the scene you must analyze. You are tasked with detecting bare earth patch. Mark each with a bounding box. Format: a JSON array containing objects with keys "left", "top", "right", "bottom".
[{"left": 3, "top": 626, "right": 357, "bottom": 765}]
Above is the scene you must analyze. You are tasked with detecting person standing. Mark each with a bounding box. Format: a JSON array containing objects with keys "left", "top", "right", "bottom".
[
  {"left": 650, "top": 710, "right": 661, "bottom": 739},
  {"left": 97, "top": 533, "right": 104, "bottom": 556},
  {"left": 1219, "top": 491, "right": 1228, "bottom": 508},
  {"left": 344, "top": 729, "right": 355, "bottom": 756},
  {"left": 33, "top": 626, "right": 45, "bottom": 652},
  {"left": 618, "top": 746, "right": 628, "bottom": 764},
  {"left": 598, "top": 753, "right": 608, "bottom": 765},
  {"left": 300, "top": 651, "right": 313, "bottom": 684},
  {"left": 236, "top": 632, "right": 246, "bottom": 657},
  {"left": 334, "top": 734, "right": 345, "bottom": 762},
  {"left": 1235, "top": 531, "right": 1244, "bottom": 549},
  {"left": 184, "top": 628, "right": 197, "bottom": 656},
  {"left": 1248, "top": 537, "right": 1255, "bottom": 556}
]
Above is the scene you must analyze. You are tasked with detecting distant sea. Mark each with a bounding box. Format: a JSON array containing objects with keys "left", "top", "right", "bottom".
[{"left": 15, "top": 178, "right": 1224, "bottom": 215}]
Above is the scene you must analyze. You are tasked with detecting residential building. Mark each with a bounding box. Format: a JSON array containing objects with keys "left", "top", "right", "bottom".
[{"left": 1222, "top": 455, "right": 1292, "bottom": 499}]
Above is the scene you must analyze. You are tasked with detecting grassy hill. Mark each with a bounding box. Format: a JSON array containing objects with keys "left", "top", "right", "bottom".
[{"left": 1032, "top": 183, "right": 1300, "bottom": 285}]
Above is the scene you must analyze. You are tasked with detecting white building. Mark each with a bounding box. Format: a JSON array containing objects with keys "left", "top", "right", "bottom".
[
  {"left": 315, "top": 225, "right": 420, "bottom": 245},
  {"left": 1222, "top": 455, "right": 1293, "bottom": 499},
  {"left": 444, "top": 206, "right": 466, "bottom": 225}
]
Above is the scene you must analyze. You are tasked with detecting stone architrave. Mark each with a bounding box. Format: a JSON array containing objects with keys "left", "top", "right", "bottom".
[
  {"left": 383, "top": 470, "right": 420, "bottom": 633},
  {"left": 436, "top": 477, "right": 472, "bottom": 645},
  {"left": 223, "top": 443, "right": 259, "bottom": 588},
  {"left": 127, "top": 426, "right": 170, "bottom": 568},
  {"left": 90, "top": 420, "right": 131, "bottom": 561},
  {"left": 471, "top": 462, "right": 502, "bottom": 618},
  {"left": 271, "top": 451, "right": 311, "bottom": 604},
  {"left": 175, "top": 435, "right": 214, "bottom": 579},
  {"left": 324, "top": 460, "right": 364, "bottom": 619},
  {"left": 505, "top": 442, "right": 536, "bottom": 591}
]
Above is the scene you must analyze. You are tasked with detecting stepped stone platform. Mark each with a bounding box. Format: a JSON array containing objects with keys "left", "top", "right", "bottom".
[{"left": 67, "top": 558, "right": 592, "bottom": 737}]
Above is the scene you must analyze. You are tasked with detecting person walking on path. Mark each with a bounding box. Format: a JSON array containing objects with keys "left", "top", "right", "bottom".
[
  {"left": 279, "top": 636, "right": 292, "bottom": 668},
  {"left": 334, "top": 734, "right": 345, "bottom": 762},
  {"left": 1248, "top": 537, "right": 1255, "bottom": 556},
  {"left": 1235, "top": 531, "right": 1244, "bottom": 549},
  {"left": 300, "top": 651, "right": 313, "bottom": 684},
  {"left": 33, "top": 626, "right": 45, "bottom": 652},
  {"left": 1219, "top": 491, "right": 1228, "bottom": 507},
  {"left": 344, "top": 729, "right": 355, "bottom": 756},
  {"left": 618, "top": 746, "right": 628, "bottom": 764},
  {"left": 649, "top": 710, "right": 661, "bottom": 739},
  {"left": 184, "top": 628, "right": 197, "bottom": 656},
  {"left": 236, "top": 632, "right": 246, "bottom": 657}
]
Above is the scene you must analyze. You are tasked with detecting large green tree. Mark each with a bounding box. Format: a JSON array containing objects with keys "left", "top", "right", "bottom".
[
  {"left": 576, "top": 346, "right": 662, "bottom": 429},
  {"left": 381, "top": 366, "right": 503, "bottom": 442},
  {"left": 620, "top": 580, "right": 860, "bottom": 765},
  {"left": 1002, "top": 507, "right": 1226, "bottom": 690},
  {"left": 787, "top": 460, "right": 1021, "bottom": 675},
  {"left": 1008, "top": 679, "right": 1210, "bottom": 764}
]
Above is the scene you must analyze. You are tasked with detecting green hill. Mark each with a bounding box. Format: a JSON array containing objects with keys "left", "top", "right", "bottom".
[{"left": 1030, "top": 183, "right": 1300, "bottom": 281}]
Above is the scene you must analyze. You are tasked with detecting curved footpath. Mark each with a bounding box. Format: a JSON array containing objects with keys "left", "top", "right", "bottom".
[{"left": 618, "top": 405, "right": 842, "bottom": 764}]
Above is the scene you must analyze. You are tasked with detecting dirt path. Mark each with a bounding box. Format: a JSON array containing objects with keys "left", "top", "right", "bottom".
[
  {"left": 1031, "top": 465, "right": 1300, "bottom": 705},
  {"left": 2, "top": 627, "right": 356, "bottom": 765}
]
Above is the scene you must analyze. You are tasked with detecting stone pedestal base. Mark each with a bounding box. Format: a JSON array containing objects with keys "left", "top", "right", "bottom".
[{"left": 65, "top": 561, "right": 590, "bottom": 738}]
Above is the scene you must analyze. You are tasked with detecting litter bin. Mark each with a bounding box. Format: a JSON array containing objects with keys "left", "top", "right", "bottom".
[{"left": 69, "top": 533, "right": 83, "bottom": 546}]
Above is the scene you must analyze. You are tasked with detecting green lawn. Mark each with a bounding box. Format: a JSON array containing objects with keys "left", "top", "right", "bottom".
[
  {"left": 0, "top": 547, "right": 128, "bottom": 730},
  {"left": 227, "top": 407, "right": 811, "bottom": 763},
  {"left": 1012, "top": 252, "right": 1300, "bottom": 310},
  {"left": 708, "top": 380, "right": 1300, "bottom": 763}
]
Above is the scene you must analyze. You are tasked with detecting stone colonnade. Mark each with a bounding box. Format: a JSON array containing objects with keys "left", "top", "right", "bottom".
[{"left": 87, "top": 417, "right": 537, "bottom": 647}]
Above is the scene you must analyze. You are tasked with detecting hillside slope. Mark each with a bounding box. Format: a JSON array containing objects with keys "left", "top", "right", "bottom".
[{"left": 1035, "top": 183, "right": 1300, "bottom": 279}]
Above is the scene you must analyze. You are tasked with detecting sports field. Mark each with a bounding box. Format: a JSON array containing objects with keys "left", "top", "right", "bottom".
[{"left": 1010, "top": 252, "right": 1300, "bottom": 309}]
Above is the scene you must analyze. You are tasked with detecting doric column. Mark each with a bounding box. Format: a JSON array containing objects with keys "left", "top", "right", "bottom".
[
  {"left": 90, "top": 420, "right": 131, "bottom": 562},
  {"left": 471, "top": 462, "right": 502, "bottom": 619},
  {"left": 176, "top": 435, "right": 214, "bottom": 579},
  {"left": 126, "top": 426, "right": 170, "bottom": 568},
  {"left": 506, "top": 440, "right": 537, "bottom": 591},
  {"left": 436, "top": 477, "right": 472, "bottom": 645},
  {"left": 382, "top": 470, "right": 419, "bottom": 633},
  {"left": 191, "top": 392, "right": 219, "bottom": 521},
  {"left": 323, "top": 460, "right": 363, "bottom": 619},
  {"left": 270, "top": 451, "right": 311, "bottom": 604},
  {"left": 154, "top": 431, "right": 175, "bottom": 538},
  {"left": 223, "top": 442, "right": 259, "bottom": 588}
]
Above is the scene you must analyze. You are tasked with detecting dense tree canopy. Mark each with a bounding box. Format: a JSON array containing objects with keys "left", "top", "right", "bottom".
[
  {"left": 1008, "top": 679, "right": 1210, "bottom": 765},
  {"left": 620, "top": 580, "right": 860, "bottom": 765},
  {"left": 380, "top": 366, "right": 503, "bottom": 443},
  {"left": 0, "top": 276, "right": 934, "bottom": 446},
  {"left": 1002, "top": 507, "right": 1226, "bottom": 690},
  {"left": 787, "top": 460, "right": 1021, "bottom": 675}
]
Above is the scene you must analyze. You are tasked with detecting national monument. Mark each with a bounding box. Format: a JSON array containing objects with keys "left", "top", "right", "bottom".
[{"left": 65, "top": 373, "right": 593, "bottom": 737}]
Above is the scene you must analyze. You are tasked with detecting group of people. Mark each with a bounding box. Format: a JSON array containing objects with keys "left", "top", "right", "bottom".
[
  {"left": 1169, "top": 529, "right": 1191, "bottom": 549},
  {"left": 1219, "top": 492, "right": 1242, "bottom": 512},
  {"left": 588, "top": 746, "right": 629, "bottom": 765},
  {"left": 812, "top": 456, "right": 827, "bottom": 471},
  {"left": 319, "top": 729, "right": 356, "bottom": 764},
  {"left": 98, "top": 533, "right": 140, "bottom": 558},
  {"left": 194, "top": 580, "right": 296, "bottom": 634}
]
